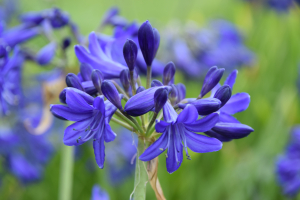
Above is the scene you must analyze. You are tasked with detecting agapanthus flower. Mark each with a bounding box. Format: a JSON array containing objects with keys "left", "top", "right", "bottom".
[
  {"left": 0, "top": 46, "right": 23, "bottom": 115},
  {"left": 140, "top": 103, "right": 222, "bottom": 173},
  {"left": 276, "top": 126, "right": 300, "bottom": 196},
  {"left": 50, "top": 88, "right": 117, "bottom": 168},
  {"left": 164, "top": 20, "right": 255, "bottom": 78}
]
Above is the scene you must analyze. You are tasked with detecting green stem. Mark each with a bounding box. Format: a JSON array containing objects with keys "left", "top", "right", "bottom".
[
  {"left": 111, "top": 117, "right": 134, "bottom": 131},
  {"left": 146, "top": 66, "right": 152, "bottom": 89},
  {"left": 115, "top": 111, "right": 138, "bottom": 131},
  {"left": 58, "top": 144, "right": 74, "bottom": 200},
  {"left": 130, "top": 70, "right": 136, "bottom": 96},
  {"left": 146, "top": 112, "right": 158, "bottom": 136},
  {"left": 133, "top": 137, "right": 148, "bottom": 200}
]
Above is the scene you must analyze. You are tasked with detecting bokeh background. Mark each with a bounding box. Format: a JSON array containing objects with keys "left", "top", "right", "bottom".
[{"left": 1, "top": 0, "right": 300, "bottom": 199}]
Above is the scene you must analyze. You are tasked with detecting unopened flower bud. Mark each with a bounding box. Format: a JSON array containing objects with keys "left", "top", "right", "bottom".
[
  {"left": 120, "top": 69, "right": 130, "bottom": 92},
  {"left": 101, "top": 80, "right": 123, "bottom": 110},
  {"left": 200, "top": 66, "right": 225, "bottom": 98},
  {"left": 138, "top": 20, "right": 155, "bottom": 66},
  {"left": 136, "top": 86, "right": 145, "bottom": 94},
  {"left": 66, "top": 73, "right": 84, "bottom": 91},
  {"left": 123, "top": 39, "right": 138, "bottom": 71},
  {"left": 163, "top": 62, "right": 176, "bottom": 85},
  {"left": 91, "top": 69, "right": 104, "bottom": 94},
  {"left": 153, "top": 28, "right": 160, "bottom": 57},
  {"left": 36, "top": 42, "right": 56, "bottom": 65},
  {"left": 213, "top": 85, "right": 232, "bottom": 107},
  {"left": 151, "top": 79, "right": 163, "bottom": 87},
  {"left": 154, "top": 88, "right": 168, "bottom": 113},
  {"left": 80, "top": 63, "right": 93, "bottom": 81},
  {"left": 62, "top": 37, "right": 71, "bottom": 50}
]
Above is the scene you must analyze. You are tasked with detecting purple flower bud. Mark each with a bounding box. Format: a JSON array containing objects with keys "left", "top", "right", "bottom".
[
  {"left": 178, "top": 98, "right": 221, "bottom": 115},
  {"left": 66, "top": 73, "right": 84, "bottom": 91},
  {"left": 153, "top": 28, "right": 160, "bottom": 57},
  {"left": 62, "top": 37, "right": 71, "bottom": 50},
  {"left": 120, "top": 69, "right": 130, "bottom": 92},
  {"left": 163, "top": 62, "right": 176, "bottom": 85},
  {"left": 36, "top": 42, "right": 56, "bottom": 65},
  {"left": 101, "top": 80, "right": 123, "bottom": 110},
  {"left": 123, "top": 39, "right": 138, "bottom": 71},
  {"left": 138, "top": 21, "right": 155, "bottom": 66},
  {"left": 154, "top": 88, "right": 168, "bottom": 113},
  {"left": 200, "top": 66, "right": 225, "bottom": 98},
  {"left": 91, "top": 69, "right": 104, "bottom": 94},
  {"left": 213, "top": 85, "right": 232, "bottom": 107},
  {"left": 59, "top": 89, "right": 67, "bottom": 104},
  {"left": 49, "top": 8, "right": 69, "bottom": 28},
  {"left": 151, "top": 80, "right": 163, "bottom": 87},
  {"left": 212, "top": 122, "right": 254, "bottom": 139},
  {"left": 136, "top": 86, "right": 145, "bottom": 94},
  {"left": 176, "top": 83, "right": 186, "bottom": 103},
  {"left": 101, "top": 7, "right": 119, "bottom": 26},
  {"left": 80, "top": 63, "right": 93, "bottom": 81}
]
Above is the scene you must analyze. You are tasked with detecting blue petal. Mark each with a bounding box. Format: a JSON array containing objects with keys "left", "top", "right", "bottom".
[
  {"left": 63, "top": 87, "right": 94, "bottom": 105},
  {"left": 185, "top": 113, "right": 219, "bottom": 133},
  {"left": 176, "top": 104, "right": 198, "bottom": 124},
  {"left": 50, "top": 104, "right": 93, "bottom": 121},
  {"left": 104, "top": 100, "right": 117, "bottom": 122},
  {"left": 104, "top": 123, "right": 116, "bottom": 143},
  {"left": 163, "top": 102, "right": 178, "bottom": 122},
  {"left": 185, "top": 130, "right": 222, "bottom": 153},
  {"left": 219, "top": 112, "right": 240, "bottom": 123},
  {"left": 155, "top": 120, "right": 171, "bottom": 133},
  {"left": 221, "top": 93, "right": 250, "bottom": 115},
  {"left": 224, "top": 70, "right": 238, "bottom": 89},
  {"left": 139, "top": 132, "right": 168, "bottom": 161},
  {"left": 93, "top": 135, "right": 105, "bottom": 168},
  {"left": 166, "top": 132, "right": 183, "bottom": 174},
  {"left": 93, "top": 96, "right": 105, "bottom": 114},
  {"left": 66, "top": 89, "right": 93, "bottom": 112},
  {"left": 212, "top": 122, "right": 254, "bottom": 139},
  {"left": 88, "top": 32, "right": 110, "bottom": 61},
  {"left": 64, "top": 119, "right": 94, "bottom": 146}
]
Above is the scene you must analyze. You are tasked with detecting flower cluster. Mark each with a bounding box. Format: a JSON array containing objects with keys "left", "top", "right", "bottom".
[
  {"left": 162, "top": 20, "right": 255, "bottom": 78},
  {"left": 51, "top": 19, "right": 254, "bottom": 173},
  {"left": 245, "top": 0, "right": 300, "bottom": 12},
  {"left": 276, "top": 126, "right": 300, "bottom": 196}
]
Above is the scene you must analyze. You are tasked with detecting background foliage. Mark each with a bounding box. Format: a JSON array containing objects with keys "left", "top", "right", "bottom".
[{"left": 1, "top": 0, "right": 300, "bottom": 199}]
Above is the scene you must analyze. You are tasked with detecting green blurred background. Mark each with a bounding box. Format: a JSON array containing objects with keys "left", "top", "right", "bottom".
[{"left": 1, "top": 0, "right": 300, "bottom": 199}]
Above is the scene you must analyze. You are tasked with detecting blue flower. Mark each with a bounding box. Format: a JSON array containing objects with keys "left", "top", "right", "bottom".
[
  {"left": 140, "top": 103, "right": 222, "bottom": 173},
  {"left": 205, "top": 70, "right": 253, "bottom": 141},
  {"left": 0, "top": 47, "right": 23, "bottom": 115},
  {"left": 50, "top": 89, "right": 117, "bottom": 168},
  {"left": 91, "top": 185, "right": 110, "bottom": 200}
]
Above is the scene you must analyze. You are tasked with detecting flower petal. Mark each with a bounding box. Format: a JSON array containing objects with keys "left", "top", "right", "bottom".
[
  {"left": 93, "top": 135, "right": 105, "bottom": 168},
  {"left": 63, "top": 119, "right": 93, "bottom": 146},
  {"left": 155, "top": 120, "right": 171, "bottom": 133},
  {"left": 50, "top": 104, "right": 93, "bottom": 121},
  {"left": 163, "top": 101, "right": 178, "bottom": 122},
  {"left": 176, "top": 104, "right": 198, "bottom": 124},
  {"left": 66, "top": 89, "right": 93, "bottom": 111},
  {"left": 185, "top": 130, "right": 222, "bottom": 153},
  {"left": 139, "top": 132, "right": 168, "bottom": 161},
  {"left": 221, "top": 93, "right": 250, "bottom": 115},
  {"left": 104, "top": 123, "right": 116, "bottom": 143},
  {"left": 185, "top": 113, "right": 219, "bottom": 133},
  {"left": 166, "top": 133, "right": 183, "bottom": 174},
  {"left": 219, "top": 112, "right": 240, "bottom": 123}
]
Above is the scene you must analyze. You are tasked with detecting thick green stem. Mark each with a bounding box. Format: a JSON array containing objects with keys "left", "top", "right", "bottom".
[
  {"left": 146, "top": 66, "right": 152, "bottom": 89},
  {"left": 111, "top": 117, "right": 134, "bottom": 131},
  {"left": 133, "top": 137, "right": 148, "bottom": 200},
  {"left": 58, "top": 144, "right": 74, "bottom": 200}
]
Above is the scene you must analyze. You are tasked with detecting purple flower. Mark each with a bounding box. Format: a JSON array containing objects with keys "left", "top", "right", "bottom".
[
  {"left": 140, "top": 103, "right": 222, "bottom": 173},
  {"left": 75, "top": 32, "right": 127, "bottom": 79},
  {"left": 50, "top": 89, "right": 117, "bottom": 168},
  {"left": 0, "top": 47, "right": 23, "bottom": 115},
  {"left": 205, "top": 70, "right": 253, "bottom": 141},
  {"left": 91, "top": 185, "right": 110, "bottom": 200},
  {"left": 138, "top": 21, "right": 156, "bottom": 66}
]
